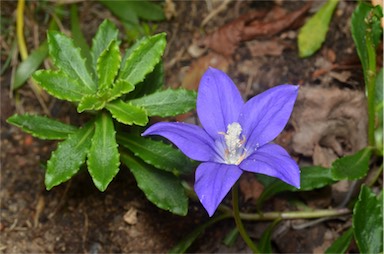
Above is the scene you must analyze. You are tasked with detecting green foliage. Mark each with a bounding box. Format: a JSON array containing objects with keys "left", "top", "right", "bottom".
[
  {"left": 331, "top": 147, "right": 372, "bottom": 180},
  {"left": 45, "top": 122, "right": 94, "bottom": 190},
  {"left": 8, "top": 20, "right": 196, "bottom": 215},
  {"left": 87, "top": 113, "right": 120, "bottom": 191},
  {"left": 257, "top": 219, "right": 281, "bottom": 253},
  {"left": 353, "top": 185, "right": 383, "bottom": 253},
  {"left": 130, "top": 89, "right": 197, "bottom": 117},
  {"left": 298, "top": 0, "right": 339, "bottom": 57},
  {"left": 12, "top": 42, "right": 48, "bottom": 90},
  {"left": 118, "top": 134, "right": 195, "bottom": 175},
  {"left": 121, "top": 153, "right": 188, "bottom": 216},
  {"left": 325, "top": 228, "right": 353, "bottom": 254},
  {"left": 6, "top": 114, "right": 77, "bottom": 140}
]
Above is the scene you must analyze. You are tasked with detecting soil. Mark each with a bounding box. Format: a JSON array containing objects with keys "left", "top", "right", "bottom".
[{"left": 0, "top": 1, "right": 374, "bottom": 253}]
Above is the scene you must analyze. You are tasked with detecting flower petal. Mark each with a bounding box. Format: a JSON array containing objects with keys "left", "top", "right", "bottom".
[
  {"left": 197, "top": 67, "right": 244, "bottom": 139},
  {"left": 239, "top": 143, "right": 300, "bottom": 188},
  {"left": 142, "top": 122, "right": 217, "bottom": 161},
  {"left": 195, "top": 162, "right": 243, "bottom": 216},
  {"left": 239, "top": 85, "right": 298, "bottom": 150}
]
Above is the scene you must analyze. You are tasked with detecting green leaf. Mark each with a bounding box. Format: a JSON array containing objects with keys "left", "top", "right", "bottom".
[
  {"left": 70, "top": 4, "right": 92, "bottom": 73},
  {"left": 33, "top": 70, "right": 92, "bottom": 102},
  {"left": 47, "top": 31, "right": 96, "bottom": 91},
  {"left": 7, "top": 114, "right": 77, "bottom": 140},
  {"left": 258, "top": 219, "right": 282, "bottom": 253},
  {"left": 119, "top": 33, "right": 166, "bottom": 86},
  {"left": 97, "top": 40, "right": 121, "bottom": 90},
  {"left": 351, "top": 3, "right": 383, "bottom": 79},
  {"left": 12, "top": 42, "right": 48, "bottom": 90},
  {"left": 77, "top": 94, "right": 106, "bottom": 113},
  {"left": 107, "top": 79, "right": 135, "bottom": 101},
  {"left": 257, "top": 166, "right": 334, "bottom": 206},
  {"left": 106, "top": 99, "right": 148, "bottom": 126},
  {"left": 331, "top": 147, "right": 372, "bottom": 180},
  {"left": 121, "top": 153, "right": 188, "bottom": 215},
  {"left": 45, "top": 122, "right": 94, "bottom": 190},
  {"left": 126, "top": 1, "right": 165, "bottom": 21},
  {"left": 298, "top": 0, "right": 339, "bottom": 58},
  {"left": 325, "top": 228, "right": 353, "bottom": 254},
  {"left": 99, "top": 0, "right": 139, "bottom": 24},
  {"left": 127, "top": 62, "right": 164, "bottom": 99},
  {"left": 90, "top": 19, "right": 119, "bottom": 69},
  {"left": 117, "top": 134, "right": 194, "bottom": 175},
  {"left": 130, "top": 89, "right": 197, "bottom": 117},
  {"left": 353, "top": 185, "right": 383, "bottom": 254},
  {"left": 87, "top": 113, "right": 120, "bottom": 191}
]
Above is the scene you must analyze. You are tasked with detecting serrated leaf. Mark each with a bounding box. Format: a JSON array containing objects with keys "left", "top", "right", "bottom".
[
  {"left": 121, "top": 153, "right": 188, "bottom": 215},
  {"left": 325, "top": 228, "right": 353, "bottom": 254},
  {"left": 45, "top": 122, "right": 94, "bottom": 190},
  {"left": 77, "top": 94, "right": 106, "bottom": 112},
  {"left": 33, "top": 70, "right": 93, "bottom": 102},
  {"left": 97, "top": 40, "right": 121, "bottom": 90},
  {"left": 91, "top": 19, "right": 119, "bottom": 69},
  {"left": 258, "top": 219, "right": 282, "bottom": 253},
  {"left": 130, "top": 89, "right": 197, "bottom": 117},
  {"left": 257, "top": 166, "right": 334, "bottom": 206},
  {"left": 47, "top": 31, "right": 96, "bottom": 92},
  {"left": 298, "top": 0, "right": 339, "bottom": 58},
  {"left": 331, "top": 147, "right": 372, "bottom": 180},
  {"left": 117, "top": 134, "right": 194, "bottom": 175},
  {"left": 353, "top": 185, "right": 383, "bottom": 254},
  {"left": 107, "top": 79, "right": 135, "bottom": 101},
  {"left": 7, "top": 114, "right": 77, "bottom": 140},
  {"left": 12, "top": 42, "right": 48, "bottom": 90},
  {"left": 106, "top": 99, "right": 148, "bottom": 126},
  {"left": 87, "top": 113, "right": 120, "bottom": 191},
  {"left": 119, "top": 33, "right": 166, "bottom": 86},
  {"left": 129, "top": 62, "right": 164, "bottom": 99}
]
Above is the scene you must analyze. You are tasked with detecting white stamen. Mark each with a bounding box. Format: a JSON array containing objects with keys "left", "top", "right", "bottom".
[{"left": 221, "top": 122, "right": 246, "bottom": 165}]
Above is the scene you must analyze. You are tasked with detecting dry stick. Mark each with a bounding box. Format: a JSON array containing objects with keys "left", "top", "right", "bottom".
[{"left": 201, "top": 0, "right": 232, "bottom": 27}]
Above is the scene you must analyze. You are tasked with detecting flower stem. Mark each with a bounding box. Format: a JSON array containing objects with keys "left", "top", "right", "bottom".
[{"left": 232, "top": 182, "right": 260, "bottom": 253}]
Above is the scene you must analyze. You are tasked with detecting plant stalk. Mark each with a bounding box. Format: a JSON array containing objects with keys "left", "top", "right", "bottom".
[{"left": 232, "top": 183, "right": 260, "bottom": 253}]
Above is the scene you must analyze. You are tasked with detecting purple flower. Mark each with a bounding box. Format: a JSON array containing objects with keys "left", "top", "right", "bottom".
[{"left": 142, "top": 67, "right": 300, "bottom": 216}]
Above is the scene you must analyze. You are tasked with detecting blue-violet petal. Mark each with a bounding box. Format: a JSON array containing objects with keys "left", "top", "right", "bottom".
[
  {"left": 197, "top": 67, "right": 244, "bottom": 140},
  {"left": 239, "top": 143, "right": 300, "bottom": 188},
  {"left": 239, "top": 84, "right": 298, "bottom": 150},
  {"left": 142, "top": 122, "right": 217, "bottom": 162},
  {"left": 195, "top": 162, "right": 243, "bottom": 216}
]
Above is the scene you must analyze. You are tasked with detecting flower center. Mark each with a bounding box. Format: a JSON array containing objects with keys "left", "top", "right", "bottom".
[{"left": 221, "top": 122, "right": 246, "bottom": 165}]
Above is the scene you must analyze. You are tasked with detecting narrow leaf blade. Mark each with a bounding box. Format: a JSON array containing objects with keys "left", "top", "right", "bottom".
[
  {"left": 33, "top": 70, "right": 92, "bottom": 102},
  {"left": 12, "top": 42, "right": 48, "bottom": 90},
  {"left": 87, "top": 113, "right": 120, "bottom": 191},
  {"left": 45, "top": 122, "right": 94, "bottom": 190},
  {"left": 130, "top": 89, "right": 197, "bottom": 117},
  {"left": 107, "top": 79, "right": 135, "bottom": 101},
  {"left": 47, "top": 31, "right": 96, "bottom": 91},
  {"left": 91, "top": 19, "right": 119, "bottom": 69},
  {"left": 353, "top": 185, "right": 383, "bottom": 254},
  {"left": 97, "top": 40, "right": 121, "bottom": 90},
  {"left": 117, "top": 134, "right": 194, "bottom": 175},
  {"left": 119, "top": 33, "right": 166, "bottom": 86},
  {"left": 7, "top": 114, "right": 77, "bottom": 140},
  {"left": 106, "top": 99, "right": 148, "bottom": 126},
  {"left": 77, "top": 94, "right": 105, "bottom": 112},
  {"left": 325, "top": 228, "right": 353, "bottom": 254},
  {"left": 298, "top": 0, "right": 339, "bottom": 57},
  {"left": 331, "top": 147, "right": 372, "bottom": 180},
  {"left": 121, "top": 153, "right": 188, "bottom": 215}
]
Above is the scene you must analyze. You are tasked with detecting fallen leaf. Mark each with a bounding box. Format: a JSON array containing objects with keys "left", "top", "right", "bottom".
[
  {"left": 180, "top": 52, "right": 230, "bottom": 90},
  {"left": 291, "top": 86, "right": 367, "bottom": 167},
  {"left": 239, "top": 173, "right": 264, "bottom": 202},
  {"left": 246, "top": 39, "right": 290, "bottom": 57},
  {"left": 202, "top": 3, "right": 311, "bottom": 56}
]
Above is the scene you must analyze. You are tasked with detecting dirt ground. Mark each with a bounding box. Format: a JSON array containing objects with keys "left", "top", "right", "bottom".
[{"left": 1, "top": 1, "right": 373, "bottom": 253}]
